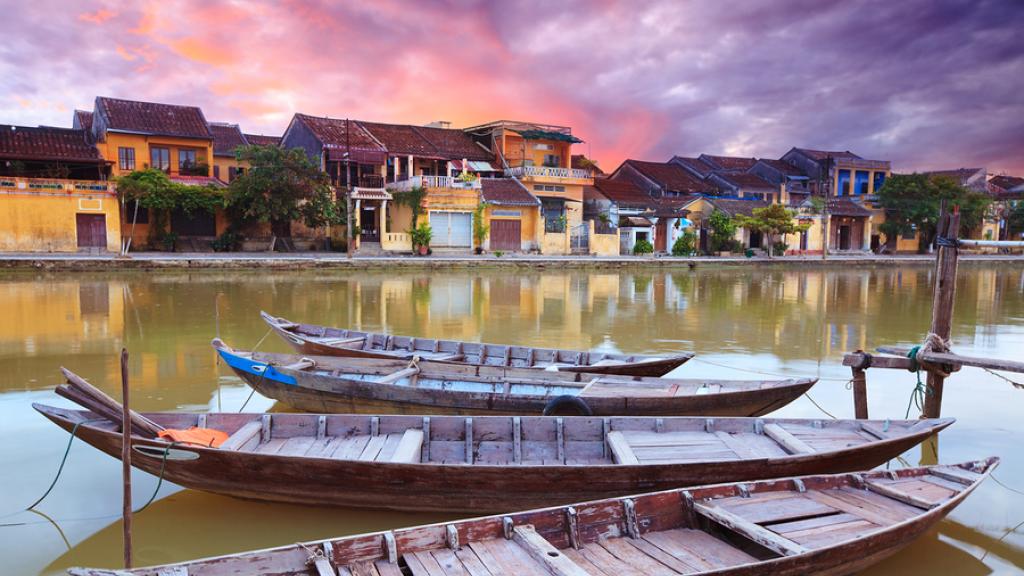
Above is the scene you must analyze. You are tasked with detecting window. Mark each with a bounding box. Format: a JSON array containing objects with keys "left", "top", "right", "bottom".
[
  {"left": 873, "top": 172, "right": 886, "bottom": 193},
  {"left": 534, "top": 143, "right": 553, "bottom": 151},
  {"left": 854, "top": 170, "right": 870, "bottom": 195},
  {"left": 533, "top": 184, "right": 566, "bottom": 192},
  {"left": 179, "top": 149, "right": 197, "bottom": 169},
  {"left": 150, "top": 147, "right": 170, "bottom": 171},
  {"left": 118, "top": 147, "right": 135, "bottom": 171},
  {"left": 837, "top": 169, "right": 851, "bottom": 196},
  {"left": 543, "top": 154, "right": 560, "bottom": 167},
  {"left": 213, "top": 165, "right": 220, "bottom": 180}
]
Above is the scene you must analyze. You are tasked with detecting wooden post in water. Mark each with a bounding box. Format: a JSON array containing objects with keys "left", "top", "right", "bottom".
[
  {"left": 851, "top": 366, "right": 868, "bottom": 419},
  {"left": 120, "top": 348, "right": 133, "bottom": 569},
  {"left": 923, "top": 206, "right": 960, "bottom": 419}
]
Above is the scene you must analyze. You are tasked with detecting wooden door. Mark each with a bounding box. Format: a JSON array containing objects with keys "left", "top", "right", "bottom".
[
  {"left": 655, "top": 221, "right": 667, "bottom": 252},
  {"left": 490, "top": 219, "right": 521, "bottom": 251},
  {"left": 75, "top": 214, "right": 107, "bottom": 248}
]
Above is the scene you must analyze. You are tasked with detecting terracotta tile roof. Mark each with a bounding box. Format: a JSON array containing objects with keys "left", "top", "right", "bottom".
[
  {"left": 572, "top": 155, "right": 604, "bottom": 175},
  {"left": 793, "top": 148, "right": 862, "bottom": 161},
  {"left": 73, "top": 110, "right": 93, "bottom": 132},
  {"left": 923, "top": 168, "right": 986, "bottom": 190},
  {"left": 357, "top": 121, "right": 441, "bottom": 158},
  {"left": 653, "top": 195, "right": 696, "bottom": 217},
  {"left": 95, "top": 96, "right": 211, "bottom": 139},
  {"left": 705, "top": 197, "right": 771, "bottom": 218},
  {"left": 827, "top": 197, "right": 873, "bottom": 217},
  {"left": 670, "top": 156, "right": 714, "bottom": 177},
  {"left": 208, "top": 123, "right": 248, "bottom": 157},
  {"left": 756, "top": 158, "right": 806, "bottom": 177},
  {"left": 244, "top": 134, "right": 281, "bottom": 147},
  {"left": 168, "top": 175, "right": 226, "bottom": 188},
  {"left": 0, "top": 125, "right": 104, "bottom": 163},
  {"left": 700, "top": 154, "right": 758, "bottom": 171},
  {"left": 481, "top": 178, "right": 538, "bottom": 206},
  {"left": 621, "top": 215, "right": 654, "bottom": 227},
  {"left": 989, "top": 175, "right": 1024, "bottom": 193},
  {"left": 711, "top": 172, "right": 777, "bottom": 190},
  {"left": 416, "top": 125, "right": 493, "bottom": 162},
  {"left": 622, "top": 160, "right": 710, "bottom": 194},
  {"left": 293, "top": 113, "right": 383, "bottom": 150},
  {"left": 590, "top": 178, "right": 657, "bottom": 210}
]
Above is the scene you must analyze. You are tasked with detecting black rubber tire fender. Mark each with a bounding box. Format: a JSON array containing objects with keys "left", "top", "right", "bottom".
[{"left": 542, "top": 395, "right": 594, "bottom": 416}]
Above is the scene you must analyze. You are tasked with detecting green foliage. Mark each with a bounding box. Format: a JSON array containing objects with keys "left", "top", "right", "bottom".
[
  {"left": 457, "top": 171, "right": 478, "bottom": 183},
  {"left": 708, "top": 210, "right": 738, "bottom": 253},
  {"left": 210, "top": 230, "right": 243, "bottom": 252},
  {"left": 633, "top": 238, "right": 654, "bottom": 255},
  {"left": 734, "top": 204, "right": 810, "bottom": 257},
  {"left": 160, "top": 231, "right": 178, "bottom": 252},
  {"left": 671, "top": 230, "right": 698, "bottom": 256},
  {"left": 473, "top": 203, "right": 490, "bottom": 247},
  {"left": 410, "top": 223, "right": 433, "bottom": 248},
  {"left": 117, "top": 169, "right": 224, "bottom": 246},
  {"left": 494, "top": 250, "right": 504, "bottom": 258},
  {"left": 392, "top": 186, "right": 429, "bottom": 230},
  {"left": 807, "top": 196, "right": 826, "bottom": 214},
  {"left": 226, "top": 145, "right": 342, "bottom": 230},
  {"left": 877, "top": 173, "right": 992, "bottom": 252},
  {"left": 772, "top": 240, "right": 789, "bottom": 255}
]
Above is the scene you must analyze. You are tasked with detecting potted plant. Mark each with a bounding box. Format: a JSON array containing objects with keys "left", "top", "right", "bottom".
[
  {"left": 410, "top": 223, "right": 432, "bottom": 256},
  {"left": 473, "top": 202, "right": 489, "bottom": 254}
]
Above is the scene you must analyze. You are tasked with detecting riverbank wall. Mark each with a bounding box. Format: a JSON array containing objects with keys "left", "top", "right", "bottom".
[{"left": 2, "top": 252, "right": 1023, "bottom": 271}]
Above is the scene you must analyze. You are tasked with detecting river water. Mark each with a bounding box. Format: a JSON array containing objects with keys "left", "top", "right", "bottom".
[{"left": 1, "top": 264, "right": 1022, "bottom": 575}]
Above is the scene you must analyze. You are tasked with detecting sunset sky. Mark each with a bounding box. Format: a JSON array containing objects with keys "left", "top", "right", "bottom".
[{"left": 2, "top": 0, "right": 1021, "bottom": 174}]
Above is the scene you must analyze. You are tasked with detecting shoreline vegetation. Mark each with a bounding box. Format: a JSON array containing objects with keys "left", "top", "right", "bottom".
[{"left": 1, "top": 252, "right": 1022, "bottom": 271}]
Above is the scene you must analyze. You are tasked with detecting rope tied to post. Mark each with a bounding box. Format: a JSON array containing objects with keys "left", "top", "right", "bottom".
[{"left": 904, "top": 333, "right": 960, "bottom": 418}]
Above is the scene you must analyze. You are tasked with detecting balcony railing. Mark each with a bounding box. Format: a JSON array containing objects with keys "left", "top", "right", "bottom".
[
  {"left": 505, "top": 166, "right": 591, "bottom": 180},
  {"left": 0, "top": 176, "right": 114, "bottom": 195},
  {"left": 387, "top": 175, "right": 482, "bottom": 191}
]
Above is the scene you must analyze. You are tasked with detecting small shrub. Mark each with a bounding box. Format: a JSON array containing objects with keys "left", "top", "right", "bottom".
[
  {"left": 772, "top": 240, "right": 788, "bottom": 256},
  {"left": 210, "top": 230, "right": 243, "bottom": 252},
  {"left": 633, "top": 238, "right": 654, "bottom": 255},
  {"left": 671, "top": 230, "right": 697, "bottom": 256},
  {"left": 494, "top": 250, "right": 504, "bottom": 258},
  {"left": 410, "top": 223, "right": 432, "bottom": 248},
  {"left": 160, "top": 231, "right": 178, "bottom": 252}
]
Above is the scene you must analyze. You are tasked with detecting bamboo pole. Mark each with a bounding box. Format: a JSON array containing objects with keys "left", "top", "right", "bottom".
[
  {"left": 120, "top": 349, "right": 133, "bottom": 569},
  {"left": 923, "top": 207, "right": 960, "bottom": 418}
]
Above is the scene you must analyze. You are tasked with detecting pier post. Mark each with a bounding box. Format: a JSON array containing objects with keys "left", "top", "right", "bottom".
[
  {"left": 120, "top": 348, "right": 133, "bottom": 568},
  {"left": 923, "top": 207, "right": 960, "bottom": 419},
  {"left": 851, "top": 367, "right": 868, "bottom": 419}
]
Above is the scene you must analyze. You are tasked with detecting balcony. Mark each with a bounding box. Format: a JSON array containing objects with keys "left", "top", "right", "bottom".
[
  {"left": 0, "top": 176, "right": 114, "bottom": 195},
  {"left": 387, "top": 175, "right": 482, "bottom": 192},
  {"left": 504, "top": 166, "right": 592, "bottom": 182}
]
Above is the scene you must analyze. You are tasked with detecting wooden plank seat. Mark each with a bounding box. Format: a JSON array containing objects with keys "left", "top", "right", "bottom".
[
  {"left": 610, "top": 430, "right": 741, "bottom": 465},
  {"left": 218, "top": 420, "right": 262, "bottom": 451},
  {"left": 318, "top": 336, "right": 366, "bottom": 347},
  {"left": 865, "top": 476, "right": 960, "bottom": 510}
]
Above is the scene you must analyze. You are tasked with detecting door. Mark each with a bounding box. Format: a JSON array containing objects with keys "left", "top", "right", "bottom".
[
  {"left": 838, "top": 225, "right": 851, "bottom": 250},
  {"left": 360, "top": 204, "right": 379, "bottom": 242},
  {"left": 749, "top": 231, "right": 763, "bottom": 249},
  {"left": 171, "top": 209, "right": 217, "bottom": 236},
  {"left": 429, "top": 211, "right": 472, "bottom": 247},
  {"left": 490, "top": 219, "right": 521, "bottom": 251},
  {"left": 76, "top": 214, "right": 107, "bottom": 248},
  {"left": 655, "top": 221, "right": 668, "bottom": 252}
]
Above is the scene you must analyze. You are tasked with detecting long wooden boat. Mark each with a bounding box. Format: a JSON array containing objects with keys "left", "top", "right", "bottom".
[
  {"left": 68, "top": 458, "right": 997, "bottom": 576},
  {"left": 260, "top": 311, "right": 694, "bottom": 377},
  {"left": 35, "top": 403, "right": 952, "bottom": 513},
  {"left": 213, "top": 340, "right": 817, "bottom": 417}
]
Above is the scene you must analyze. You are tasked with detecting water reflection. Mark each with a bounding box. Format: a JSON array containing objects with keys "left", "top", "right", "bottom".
[{"left": 1, "top": 265, "right": 1022, "bottom": 575}]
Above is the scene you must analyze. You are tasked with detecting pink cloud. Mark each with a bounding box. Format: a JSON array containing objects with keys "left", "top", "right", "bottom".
[{"left": 78, "top": 8, "right": 116, "bottom": 24}]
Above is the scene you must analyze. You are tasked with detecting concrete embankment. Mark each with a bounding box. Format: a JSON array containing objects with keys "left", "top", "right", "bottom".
[{"left": 1, "top": 252, "right": 1022, "bottom": 271}]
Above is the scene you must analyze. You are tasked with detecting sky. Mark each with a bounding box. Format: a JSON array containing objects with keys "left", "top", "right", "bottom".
[{"left": 1, "top": 0, "right": 1022, "bottom": 174}]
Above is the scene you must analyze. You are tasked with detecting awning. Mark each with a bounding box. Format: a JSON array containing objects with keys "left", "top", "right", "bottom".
[
  {"left": 326, "top": 145, "right": 387, "bottom": 165},
  {"left": 450, "top": 159, "right": 499, "bottom": 172},
  {"left": 620, "top": 216, "right": 654, "bottom": 228},
  {"left": 511, "top": 129, "right": 583, "bottom": 144},
  {"left": 349, "top": 188, "right": 393, "bottom": 201}
]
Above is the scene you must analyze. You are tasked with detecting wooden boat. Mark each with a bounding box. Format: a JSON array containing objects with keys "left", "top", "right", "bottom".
[
  {"left": 260, "top": 311, "right": 694, "bottom": 377},
  {"left": 213, "top": 339, "right": 817, "bottom": 417},
  {"left": 35, "top": 402, "right": 953, "bottom": 513},
  {"left": 68, "top": 458, "right": 997, "bottom": 576}
]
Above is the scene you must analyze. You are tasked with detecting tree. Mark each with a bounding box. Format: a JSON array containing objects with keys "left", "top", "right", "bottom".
[
  {"left": 226, "top": 145, "right": 342, "bottom": 235},
  {"left": 472, "top": 202, "right": 489, "bottom": 252},
  {"left": 877, "top": 173, "right": 991, "bottom": 253},
  {"left": 671, "top": 229, "right": 697, "bottom": 256},
  {"left": 707, "top": 210, "right": 738, "bottom": 253},
  {"left": 734, "top": 204, "right": 810, "bottom": 258},
  {"left": 1008, "top": 201, "right": 1024, "bottom": 237},
  {"left": 117, "top": 169, "right": 223, "bottom": 247}
]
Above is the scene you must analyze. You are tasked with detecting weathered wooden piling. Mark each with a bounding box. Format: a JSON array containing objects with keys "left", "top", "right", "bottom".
[
  {"left": 120, "top": 348, "right": 133, "bottom": 569},
  {"left": 922, "top": 207, "right": 960, "bottom": 418}
]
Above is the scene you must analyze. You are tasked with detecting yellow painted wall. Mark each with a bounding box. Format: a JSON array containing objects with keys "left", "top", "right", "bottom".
[
  {"left": 502, "top": 134, "right": 572, "bottom": 169},
  {"left": 212, "top": 155, "right": 249, "bottom": 184},
  {"left": 523, "top": 181, "right": 586, "bottom": 202},
  {"left": 98, "top": 133, "right": 213, "bottom": 179},
  {"left": 0, "top": 180, "right": 121, "bottom": 252},
  {"left": 540, "top": 230, "right": 570, "bottom": 254},
  {"left": 484, "top": 205, "right": 540, "bottom": 250},
  {"left": 591, "top": 228, "right": 619, "bottom": 256}
]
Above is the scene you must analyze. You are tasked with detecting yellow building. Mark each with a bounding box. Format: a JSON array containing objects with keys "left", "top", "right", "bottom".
[
  {"left": 0, "top": 124, "right": 119, "bottom": 252},
  {"left": 82, "top": 97, "right": 227, "bottom": 249}
]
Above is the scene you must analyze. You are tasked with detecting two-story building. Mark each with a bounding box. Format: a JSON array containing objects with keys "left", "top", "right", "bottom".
[
  {"left": 780, "top": 147, "right": 891, "bottom": 252},
  {"left": 610, "top": 159, "right": 711, "bottom": 198},
  {"left": 82, "top": 97, "right": 227, "bottom": 249},
  {"left": 0, "top": 124, "right": 119, "bottom": 252}
]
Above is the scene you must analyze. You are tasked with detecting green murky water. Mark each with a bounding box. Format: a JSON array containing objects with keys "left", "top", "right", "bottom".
[{"left": 1, "top": 265, "right": 1022, "bottom": 574}]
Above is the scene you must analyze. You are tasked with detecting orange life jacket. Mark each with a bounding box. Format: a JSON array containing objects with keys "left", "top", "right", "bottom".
[{"left": 157, "top": 427, "right": 229, "bottom": 448}]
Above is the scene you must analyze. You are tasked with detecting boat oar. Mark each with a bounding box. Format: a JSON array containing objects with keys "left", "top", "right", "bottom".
[{"left": 59, "top": 367, "right": 164, "bottom": 437}]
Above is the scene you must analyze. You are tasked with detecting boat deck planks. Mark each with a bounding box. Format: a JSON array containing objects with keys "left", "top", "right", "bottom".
[{"left": 68, "top": 460, "right": 996, "bottom": 576}]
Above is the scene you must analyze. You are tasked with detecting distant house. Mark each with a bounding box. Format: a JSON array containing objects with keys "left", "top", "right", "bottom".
[
  {"left": 748, "top": 159, "right": 811, "bottom": 202},
  {"left": 989, "top": 175, "right": 1024, "bottom": 197},
  {"left": 609, "top": 159, "right": 711, "bottom": 197},
  {"left": 584, "top": 178, "right": 658, "bottom": 254},
  {"left": 668, "top": 156, "right": 715, "bottom": 180},
  {"left": 705, "top": 171, "right": 780, "bottom": 202},
  {"left": 698, "top": 154, "right": 758, "bottom": 172},
  {"left": 0, "top": 124, "right": 118, "bottom": 252},
  {"left": 922, "top": 168, "right": 988, "bottom": 193},
  {"left": 207, "top": 122, "right": 249, "bottom": 184}
]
